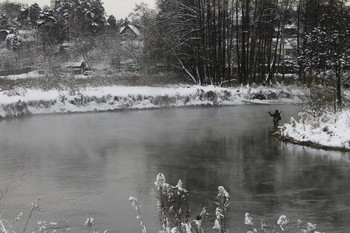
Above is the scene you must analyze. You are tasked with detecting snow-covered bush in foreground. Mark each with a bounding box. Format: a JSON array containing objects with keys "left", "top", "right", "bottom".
[
  {"left": 278, "top": 109, "right": 350, "bottom": 151},
  {"left": 130, "top": 173, "right": 324, "bottom": 233}
]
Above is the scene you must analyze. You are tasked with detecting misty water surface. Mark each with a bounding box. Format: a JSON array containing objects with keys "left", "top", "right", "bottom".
[{"left": 0, "top": 105, "right": 349, "bottom": 232}]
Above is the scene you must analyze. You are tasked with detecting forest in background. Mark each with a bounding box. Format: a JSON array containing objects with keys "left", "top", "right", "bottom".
[{"left": 0, "top": 0, "right": 349, "bottom": 110}]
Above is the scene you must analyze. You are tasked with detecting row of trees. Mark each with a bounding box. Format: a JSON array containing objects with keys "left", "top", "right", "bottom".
[
  {"left": 0, "top": 0, "right": 130, "bottom": 74},
  {"left": 0, "top": 0, "right": 125, "bottom": 44},
  {"left": 145, "top": 0, "right": 349, "bottom": 87},
  {"left": 1, "top": 0, "right": 349, "bottom": 111}
]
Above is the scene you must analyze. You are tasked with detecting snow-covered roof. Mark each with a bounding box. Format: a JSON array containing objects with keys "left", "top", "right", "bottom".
[
  {"left": 62, "top": 60, "right": 87, "bottom": 68},
  {"left": 128, "top": 25, "right": 140, "bottom": 36},
  {"left": 119, "top": 24, "right": 141, "bottom": 37}
]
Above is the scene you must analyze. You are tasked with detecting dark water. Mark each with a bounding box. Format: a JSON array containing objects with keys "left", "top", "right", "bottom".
[{"left": 0, "top": 105, "right": 349, "bottom": 233}]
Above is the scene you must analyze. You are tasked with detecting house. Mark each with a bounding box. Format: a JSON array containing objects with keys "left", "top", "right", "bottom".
[
  {"left": 62, "top": 60, "right": 88, "bottom": 75},
  {"left": 119, "top": 24, "right": 143, "bottom": 40}
]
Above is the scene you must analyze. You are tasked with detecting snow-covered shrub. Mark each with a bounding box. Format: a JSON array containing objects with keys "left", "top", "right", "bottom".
[
  {"left": 279, "top": 108, "right": 350, "bottom": 150},
  {"left": 250, "top": 92, "right": 266, "bottom": 100},
  {"left": 267, "top": 91, "right": 278, "bottom": 100},
  {"left": 2, "top": 100, "right": 30, "bottom": 117},
  {"left": 131, "top": 175, "right": 325, "bottom": 233},
  {"left": 278, "top": 91, "right": 291, "bottom": 99},
  {"left": 3, "top": 87, "right": 27, "bottom": 97},
  {"left": 151, "top": 95, "right": 177, "bottom": 107},
  {"left": 299, "top": 86, "right": 334, "bottom": 120},
  {"left": 290, "top": 117, "right": 297, "bottom": 128}
]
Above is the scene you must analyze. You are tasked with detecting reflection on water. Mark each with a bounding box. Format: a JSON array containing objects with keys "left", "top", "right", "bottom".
[{"left": 0, "top": 105, "right": 349, "bottom": 232}]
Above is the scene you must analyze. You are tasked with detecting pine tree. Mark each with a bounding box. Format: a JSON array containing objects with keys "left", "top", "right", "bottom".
[
  {"left": 107, "top": 15, "right": 117, "bottom": 29},
  {"left": 17, "top": 7, "right": 29, "bottom": 28},
  {"left": 302, "top": 0, "right": 350, "bottom": 110},
  {"left": 28, "top": 3, "right": 41, "bottom": 27},
  {"left": 11, "top": 33, "right": 20, "bottom": 51},
  {"left": 0, "top": 13, "right": 9, "bottom": 29},
  {"left": 90, "top": 0, "right": 106, "bottom": 34}
]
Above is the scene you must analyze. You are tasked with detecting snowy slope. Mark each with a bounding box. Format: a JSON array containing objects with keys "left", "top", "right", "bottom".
[{"left": 279, "top": 110, "right": 350, "bottom": 150}]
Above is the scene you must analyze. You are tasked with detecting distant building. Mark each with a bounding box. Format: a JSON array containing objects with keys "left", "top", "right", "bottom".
[
  {"left": 61, "top": 60, "right": 88, "bottom": 75},
  {"left": 119, "top": 24, "right": 143, "bottom": 40}
]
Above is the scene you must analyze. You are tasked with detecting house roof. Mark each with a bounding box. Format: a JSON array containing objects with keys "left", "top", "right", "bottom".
[
  {"left": 119, "top": 24, "right": 141, "bottom": 37},
  {"left": 62, "top": 60, "right": 87, "bottom": 68}
]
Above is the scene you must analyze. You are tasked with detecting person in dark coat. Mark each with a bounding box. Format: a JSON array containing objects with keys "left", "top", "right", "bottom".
[{"left": 269, "top": 109, "right": 282, "bottom": 129}]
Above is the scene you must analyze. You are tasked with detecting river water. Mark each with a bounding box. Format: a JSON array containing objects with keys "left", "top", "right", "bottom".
[{"left": 0, "top": 105, "right": 349, "bottom": 233}]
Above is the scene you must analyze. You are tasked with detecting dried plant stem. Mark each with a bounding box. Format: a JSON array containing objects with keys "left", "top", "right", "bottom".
[
  {"left": 0, "top": 219, "right": 8, "bottom": 233},
  {"left": 22, "top": 204, "right": 35, "bottom": 233}
]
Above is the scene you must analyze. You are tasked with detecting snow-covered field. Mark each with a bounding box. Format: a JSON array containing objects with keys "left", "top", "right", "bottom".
[
  {"left": 278, "top": 110, "right": 350, "bottom": 151},
  {"left": 0, "top": 85, "right": 298, "bottom": 118}
]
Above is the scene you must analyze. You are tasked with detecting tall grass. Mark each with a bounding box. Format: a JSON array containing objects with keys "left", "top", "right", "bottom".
[{"left": 130, "top": 173, "right": 324, "bottom": 233}]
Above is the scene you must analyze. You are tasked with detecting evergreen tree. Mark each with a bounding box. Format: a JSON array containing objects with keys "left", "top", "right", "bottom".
[
  {"left": 107, "top": 15, "right": 117, "bottom": 29},
  {"left": 11, "top": 32, "right": 20, "bottom": 51},
  {"left": 28, "top": 3, "right": 41, "bottom": 27},
  {"left": 0, "top": 2, "right": 21, "bottom": 24},
  {"left": 0, "top": 13, "right": 9, "bottom": 29},
  {"left": 17, "top": 7, "right": 29, "bottom": 28},
  {"left": 90, "top": 0, "right": 106, "bottom": 34},
  {"left": 302, "top": 0, "right": 350, "bottom": 110},
  {"left": 37, "top": 8, "right": 64, "bottom": 48}
]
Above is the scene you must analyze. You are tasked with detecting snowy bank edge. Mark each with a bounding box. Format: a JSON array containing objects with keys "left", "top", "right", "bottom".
[
  {"left": 0, "top": 85, "right": 298, "bottom": 119},
  {"left": 276, "top": 111, "right": 350, "bottom": 152},
  {"left": 275, "top": 133, "right": 350, "bottom": 152}
]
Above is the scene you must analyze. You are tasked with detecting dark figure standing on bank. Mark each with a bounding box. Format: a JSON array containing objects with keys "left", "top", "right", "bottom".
[{"left": 269, "top": 110, "right": 282, "bottom": 129}]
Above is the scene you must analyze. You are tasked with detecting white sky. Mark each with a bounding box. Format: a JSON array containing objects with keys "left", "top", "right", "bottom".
[{"left": 1, "top": 0, "right": 157, "bottom": 19}]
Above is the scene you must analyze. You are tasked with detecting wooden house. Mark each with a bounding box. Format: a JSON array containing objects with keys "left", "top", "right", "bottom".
[{"left": 119, "top": 24, "right": 143, "bottom": 40}]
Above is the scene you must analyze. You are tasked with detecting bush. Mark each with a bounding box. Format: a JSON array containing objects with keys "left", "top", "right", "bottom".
[{"left": 129, "top": 174, "right": 323, "bottom": 233}]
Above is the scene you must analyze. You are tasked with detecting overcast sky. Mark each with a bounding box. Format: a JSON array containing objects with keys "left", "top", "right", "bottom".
[{"left": 1, "top": 0, "right": 157, "bottom": 19}]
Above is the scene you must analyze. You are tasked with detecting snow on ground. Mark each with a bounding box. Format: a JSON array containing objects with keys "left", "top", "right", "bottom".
[
  {"left": 0, "top": 84, "right": 298, "bottom": 118},
  {"left": 279, "top": 110, "right": 350, "bottom": 150},
  {"left": 1, "top": 71, "right": 45, "bottom": 80}
]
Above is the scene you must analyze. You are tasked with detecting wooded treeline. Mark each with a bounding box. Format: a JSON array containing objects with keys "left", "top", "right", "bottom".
[
  {"left": 0, "top": 0, "right": 349, "bottom": 89},
  {"left": 146, "top": 0, "right": 350, "bottom": 86}
]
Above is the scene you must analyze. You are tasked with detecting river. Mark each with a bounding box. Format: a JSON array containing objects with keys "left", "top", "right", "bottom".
[{"left": 0, "top": 105, "right": 349, "bottom": 232}]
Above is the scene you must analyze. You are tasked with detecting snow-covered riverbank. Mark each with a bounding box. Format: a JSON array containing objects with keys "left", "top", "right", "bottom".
[
  {"left": 0, "top": 86, "right": 297, "bottom": 117},
  {"left": 278, "top": 110, "right": 350, "bottom": 151},
  {"left": 2, "top": 84, "right": 349, "bottom": 152},
  {"left": 0, "top": 85, "right": 298, "bottom": 118}
]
